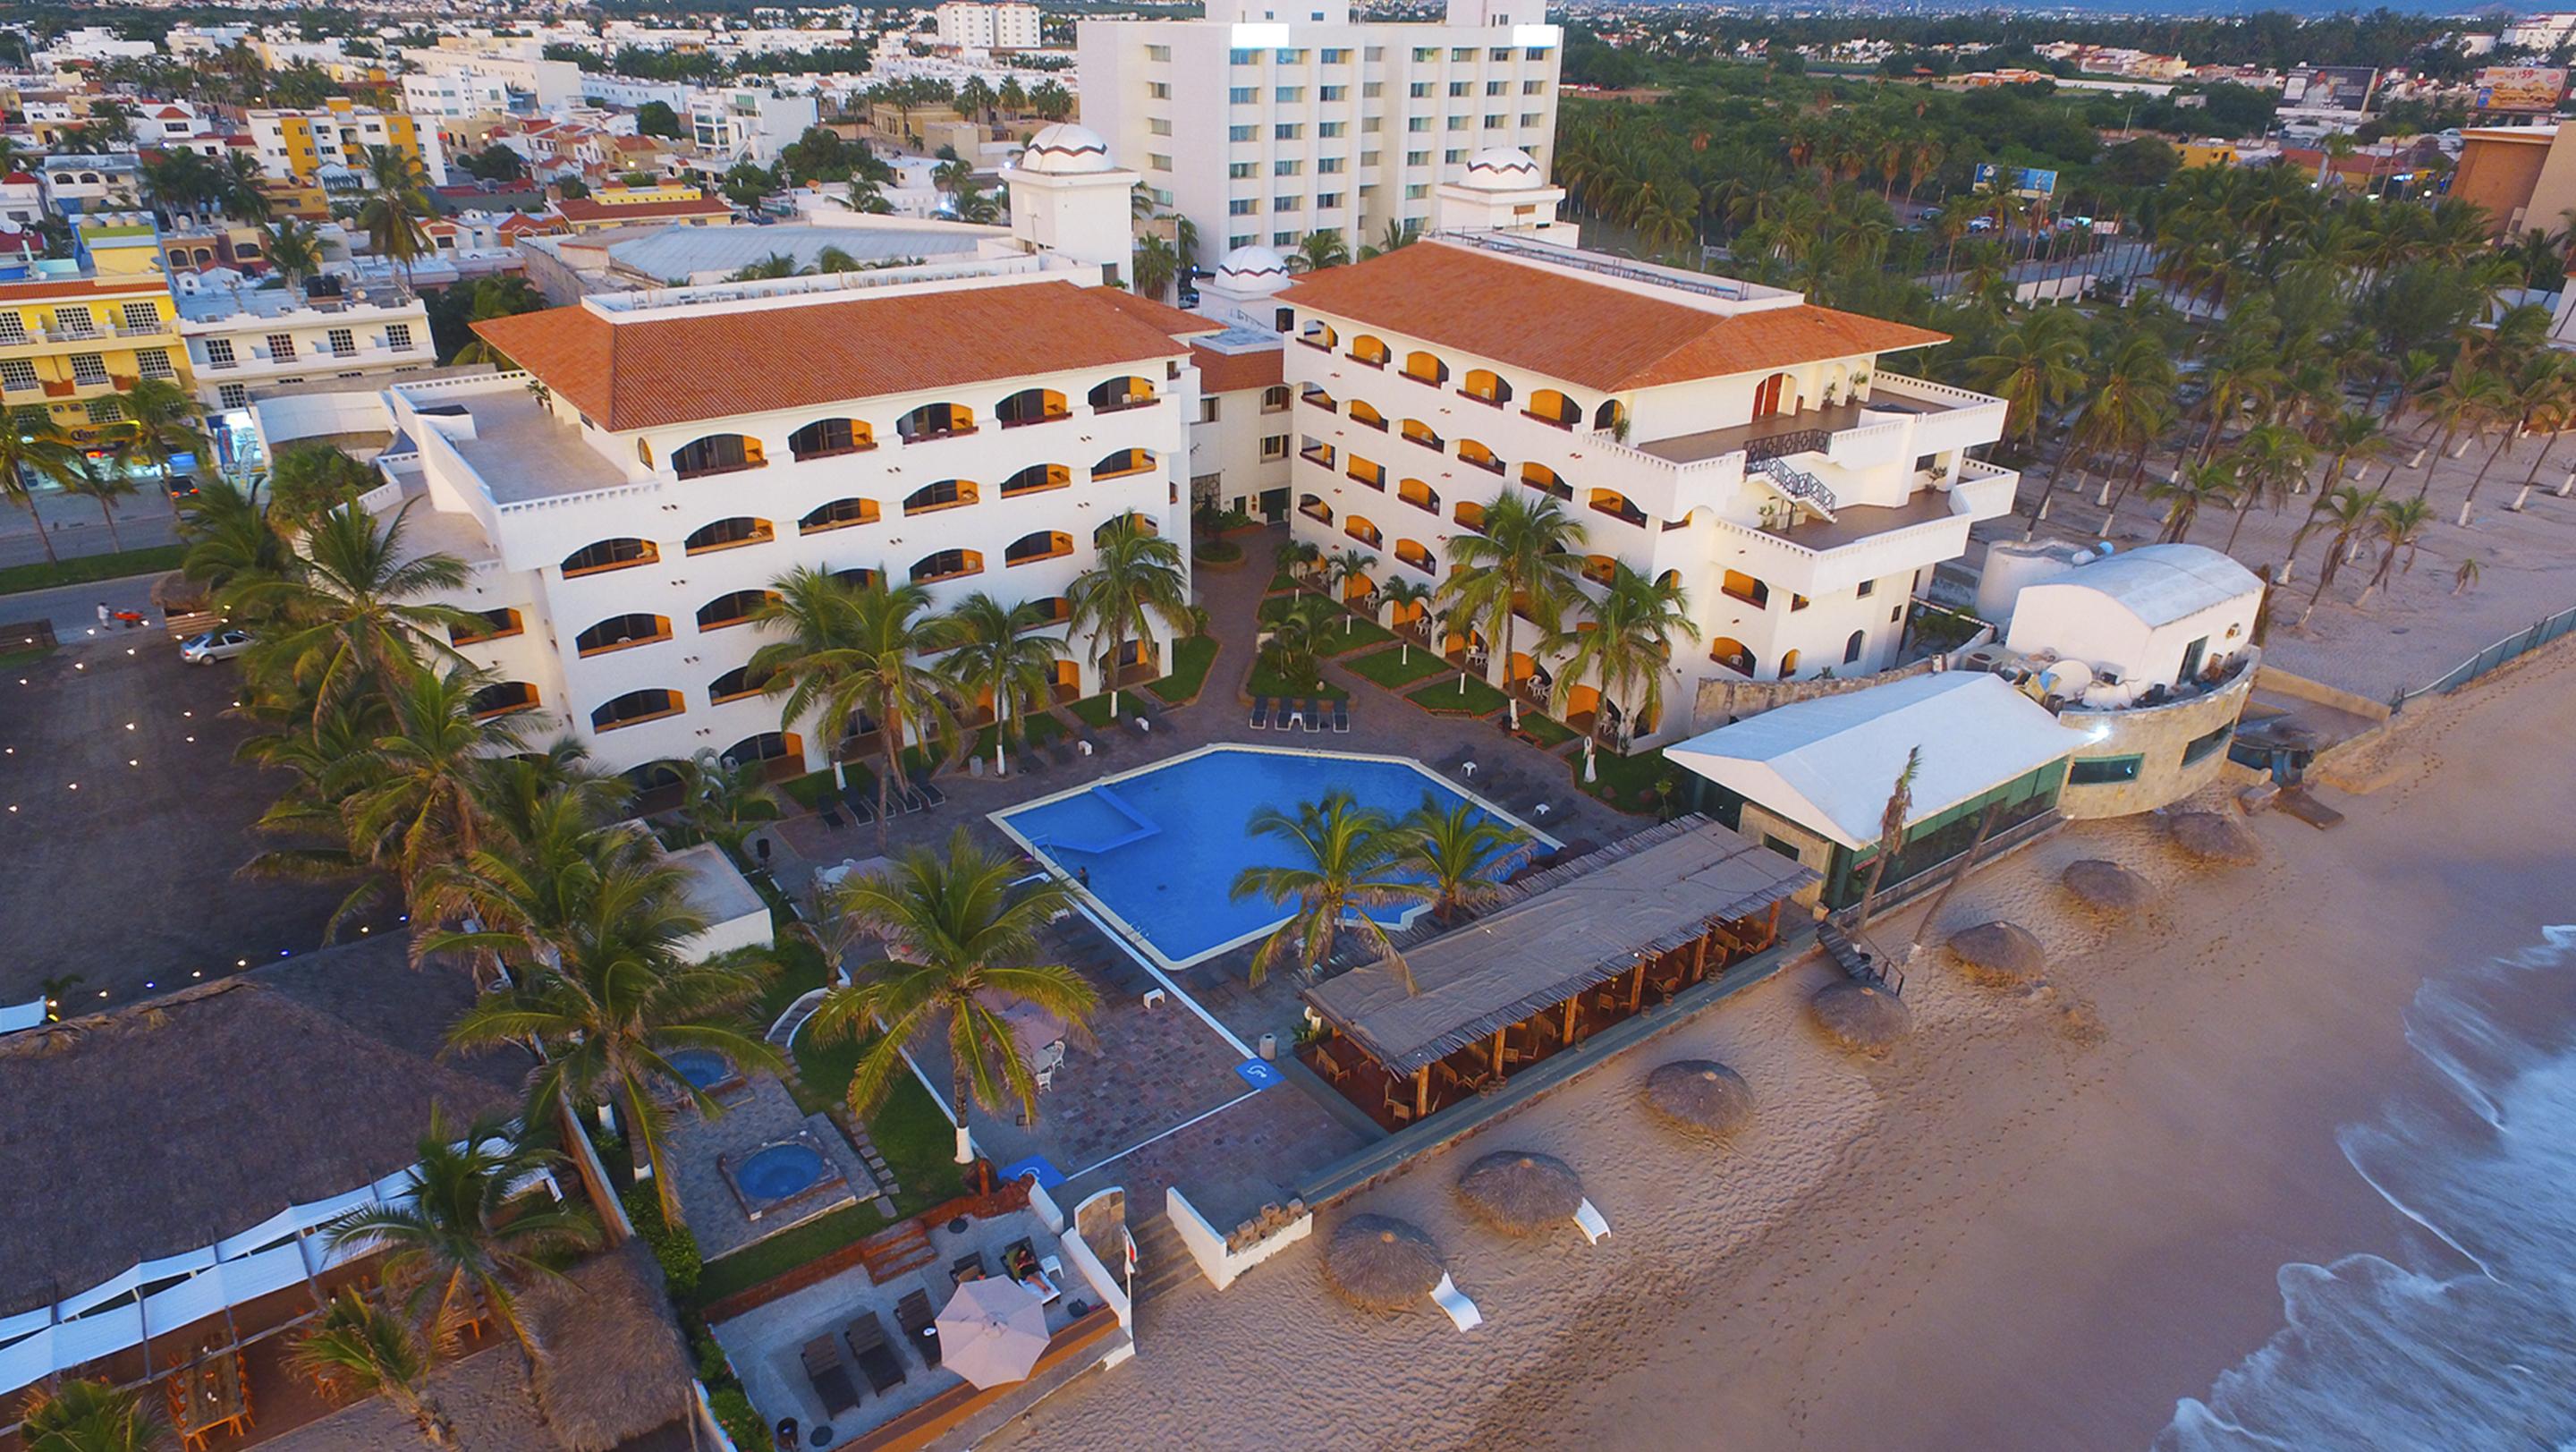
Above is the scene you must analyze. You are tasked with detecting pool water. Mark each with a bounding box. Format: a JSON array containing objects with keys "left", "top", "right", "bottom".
[
  {"left": 668, "top": 1049, "right": 733, "bottom": 1091},
  {"left": 996, "top": 745, "right": 1546, "bottom": 969},
  {"left": 734, "top": 1142, "right": 827, "bottom": 1202}
]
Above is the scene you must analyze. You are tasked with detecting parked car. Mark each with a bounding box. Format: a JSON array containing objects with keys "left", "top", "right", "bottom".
[{"left": 180, "top": 628, "right": 252, "bottom": 664}]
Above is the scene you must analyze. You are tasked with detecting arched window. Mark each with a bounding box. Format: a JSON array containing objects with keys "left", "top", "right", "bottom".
[
  {"left": 897, "top": 402, "right": 976, "bottom": 441},
  {"left": 1402, "top": 351, "right": 1449, "bottom": 386},
  {"left": 591, "top": 688, "right": 682, "bottom": 731},
  {"left": 1452, "top": 498, "right": 1487, "bottom": 533},
  {"left": 449, "top": 607, "right": 522, "bottom": 645},
  {"left": 903, "top": 479, "right": 978, "bottom": 514},
  {"left": 561, "top": 538, "right": 657, "bottom": 577},
  {"left": 1092, "top": 447, "right": 1156, "bottom": 480},
  {"left": 910, "top": 548, "right": 982, "bottom": 583},
  {"left": 1593, "top": 398, "right": 1626, "bottom": 434},
  {"left": 1589, "top": 488, "right": 1646, "bottom": 527},
  {"left": 1301, "top": 382, "right": 1337, "bottom": 412},
  {"left": 1401, "top": 418, "right": 1443, "bottom": 452},
  {"left": 574, "top": 613, "right": 672, "bottom": 657},
  {"left": 799, "top": 497, "right": 879, "bottom": 533},
  {"left": 1525, "top": 388, "right": 1580, "bottom": 429},
  {"left": 1709, "top": 637, "right": 1756, "bottom": 676},
  {"left": 1581, "top": 554, "right": 1617, "bottom": 587},
  {"left": 787, "top": 418, "right": 872, "bottom": 460},
  {"left": 1721, "top": 570, "right": 1769, "bottom": 607},
  {"left": 997, "top": 387, "right": 1069, "bottom": 428},
  {"left": 1094, "top": 512, "right": 1157, "bottom": 545},
  {"left": 1005, "top": 530, "right": 1072, "bottom": 565},
  {"left": 709, "top": 666, "right": 762, "bottom": 704},
  {"left": 1301, "top": 318, "right": 1338, "bottom": 350},
  {"left": 1844, "top": 629, "right": 1867, "bottom": 666},
  {"left": 1348, "top": 455, "right": 1386, "bottom": 490},
  {"left": 469, "top": 680, "right": 538, "bottom": 718},
  {"left": 722, "top": 731, "right": 800, "bottom": 767},
  {"left": 1521, "top": 463, "right": 1572, "bottom": 501},
  {"left": 1019, "top": 596, "right": 1072, "bottom": 631},
  {"left": 1455, "top": 438, "right": 1503, "bottom": 475},
  {"left": 684, "top": 516, "right": 773, "bottom": 554},
  {"left": 1344, "top": 514, "right": 1382, "bottom": 548},
  {"left": 1347, "top": 398, "right": 1387, "bottom": 431},
  {"left": 695, "top": 589, "right": 775, "bottom": 631},
  {"left": 1341, "top": 566, "right": 1376, "bottom": 603},
  {"left": 670, "top": 433, "right": 763, "bottom": 479},
  {"left": 1001, "top": 463, "right": 1072, "bottom": 497},
  {"left": 1089, "top": 376, "right": 1157, "bottom": 412},
  {"left": 1461, "top": 369, "right": 1511, "bottom": 406},
  {"left": 1398, "top": 478, "right": 1437, "bottom": 513},
  {"left": 833, "top": 566, "right": 883, "bottom": 590},
  {"left": 1299, "top": 493, "right": 1333, "bottom": 525},
  {"left": 1348, "top": 334, "right": 1389, "bottom": 366},
  {"left": 1778, "top": 649, "right": 1802, "bottom": 678},
  {"left": 1394, "top": 539, "right": 1435, "bottom": 573}
]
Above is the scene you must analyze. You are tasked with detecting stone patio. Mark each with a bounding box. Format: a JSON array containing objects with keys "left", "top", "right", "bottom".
[{"left": 665, "top": 1074, "right": 887, "bottom": 1261}]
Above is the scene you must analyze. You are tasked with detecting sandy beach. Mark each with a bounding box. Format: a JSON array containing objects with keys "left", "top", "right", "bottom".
[{"left": 987, "top": 610, "right": 2576, "bottom": 1450}]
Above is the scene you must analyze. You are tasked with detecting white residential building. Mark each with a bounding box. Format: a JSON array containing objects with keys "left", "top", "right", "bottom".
[
  {"left": 173, "top": 276, "right": 436, "bottom": 413},
  {"left": 938, "top": 1, "right": 1046, "bottom": 51},
  {"left": 1077, "top": 0, "right": 1563, "bottom": 259},
  {"left": 578, "top": 74, "right": 698, "bottom": 113},
  {"left": 399, "top": 40, "right": 587, "bottom": 111},
  {"left": 690, "top": 87, "right": 822, "bottom": 165},
  {"left": 1274, "top": 162, "right": 2018, "bottom": 746}
]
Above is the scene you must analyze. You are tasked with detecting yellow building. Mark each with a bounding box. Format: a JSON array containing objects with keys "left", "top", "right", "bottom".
[
  {"left": 248, "top": 99, "right": 450, "bottom": 189},
  {"left": 580, "top": 183, "right": 707, "bottom": 208},
  {"left": 2180, "top": 140, "right": 2242, "bottom": 171},
  {"left": 0, "top": 275, "right": 194, "bottom": 446}
]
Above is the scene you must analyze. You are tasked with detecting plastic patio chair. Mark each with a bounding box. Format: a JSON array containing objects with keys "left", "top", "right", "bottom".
[{"left": 1430, "top": 1272, "right": 1483, "bottom": 1331}]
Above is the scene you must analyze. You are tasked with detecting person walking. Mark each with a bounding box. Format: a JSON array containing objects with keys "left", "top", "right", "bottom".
[{"left": 95, "top": 601, "right": 111, "bottom": 629}]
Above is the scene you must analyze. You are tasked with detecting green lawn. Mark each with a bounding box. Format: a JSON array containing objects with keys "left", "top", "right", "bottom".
[
  {"left": 695, "top": 1204, "right": 875, "bottom": 1307},
  {"left": 1408, "top": 674, "right": 1506, "bottom": 716},
  {"left": 1515, "top": 712, "right": 1580, "bottom": 748},
  {"left": 1193, "top": 538, "right": 1243, "bottom": 565},
  {"left": 789, "top": 1026, "right": 966, "bottom": 1219},
  {"left": 1147, "top": 633, "right": 1218, "bottom": 704},
  {"left": 971, "top": 709, "right": 1067, "bottom": 762},
  {"left": 1323, "top": 618, "right": 1397, "bottom": 654},
  {"left": 1574, "top": 745, "right": 1676, "bottom": 813},
  {"left": 1247, "top": 661, "right": 1348, "bottom": 701},
  {"left": 1257, "top": 594, "right": 1299, "bottom": 625},
  {"left": 0, "top": 644, "right": 55, "bottom": 670},
  {"left": 0, "top": 544, "right": 186, "bottom": 597},
  {"left": 1343, "top": 645, "right": 1450, "bottom": 691},
  {"left": 1065, "top": 693, "right": 1115, "bottom": 728},
  {"left": 780, "top": 770, "right": 836, "bottom": 811},
  {"left": 1265, "top": 570, "right": 1300, "bottom": 593}
]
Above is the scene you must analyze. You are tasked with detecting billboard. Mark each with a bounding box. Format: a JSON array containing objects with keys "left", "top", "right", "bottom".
[
  {"left": 2281, "top": 64, "right": 2378, "bottom": 115},
  {"left": 2475, "top": 65, "right": 2568, "bottom": 113},
  {"left": 1973, "top": 163, "right": 2060, "bottom": 198}
]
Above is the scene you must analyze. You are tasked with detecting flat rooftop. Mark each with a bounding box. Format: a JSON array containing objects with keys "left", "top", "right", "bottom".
[
  {"left": 1763, "top": 487, "right": 1956, "bottom": 552},
  {"left": 595, "top": 220, "right": 996, "bottom": 282},
  {"left": 411, "top": 386, "right": 631, "bottom": 505},
  {"left": 175, "top": 281, "right": 416, "bottom": 322}
]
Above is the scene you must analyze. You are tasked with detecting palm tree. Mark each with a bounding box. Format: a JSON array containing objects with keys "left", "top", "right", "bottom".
[
  {"left": 58, "top": 456, "right": 139, "bottom": 552},
  {"left": 2414, "top": 367, "right": 2510, "bottom": 498},
  {"left": 110, "top": 377, "right": 208, "bottom": 497},
  {"left": 1377, "top": 576, "right": 1435, "bottom": 661},
  {"left": 0, "top": 405, "right": 84, "bottom": 566},
  {"left": 1257, "top": 594, "right": 1336, "bottom": 693},
  {"left": 331, "top": 662, "right": 542, "bottom": 930},
  {"left": 2354, "top": 496, "right": 2434, "bottom": 608},
  {"left": 227, "top": 503, "right": 476, "bottom": 720},
  {"left": 359, "top": 144, "right": 433, "bottom": 287},
  {"left": 2144, "top": 461, "right": 2243, "bottom": 544},
  {"left": 1966, "top": 306, "right": 2087, "bottom": 466},
  {"left": 294, "top": 1291, "right": 452, "bottom": 1448},
  {"left": 321, "top": 1108, "right": 597, "bottom": 1354},
  {"left": 1066, "top": 514, "right": 1189, "bottom": 719},
  {"left": 938, "top": 591, "right": 1065, "bottom": 777},
  {"left": 1851, "top": 745, "right": 1919, "bottom": 935},
  {"left": 1440, "top": 490, "right": 1588, "bottom": 728},
  {"left": 1324, "top": 546, "right": 1374, "bottom": 630},
  {"left": 17, "top": 1378, "right": 167, "bottom": 1452},
  {"left": 748, "top": 569, "right": 962, "bottom": 835},
  {"left": 1288, "top": 229, "right": 1350, "bottom": 273},
  {"left": 264, "top": 217, "right": 324, "bottom": 301},
  {"left": 1359, "top": 218, "right": 1419, "bottom": 259},
  {"left": 805, "top": 830, "right": 1098, "bottom": 1162},
  {"left": 1131, "top": 231, "right": 1182, "bottom": 301},
  {"left": 436, "top": 859, "right": 781, "bottom": 1226},
  {"left": 177, "top": 475, "right": 289, "bottom": 590},
  {"left": 2221, "top": 422, "right": 2313, "bottom": 555},
  {"left": 660, "top": 746, "right": 784, "bottom": 860},
  {"left": 1231, "top": 792, "right": 1426, "bottom": 989},
  {"left": 1394, "top": 794, "right": 1524, "bottom": 926},
  {"left": 2459, "top": 352, "right": 2566, "bottom": 527},
  {"left": 1542, "top": 561, "right": 1696, "bottom": 780}
]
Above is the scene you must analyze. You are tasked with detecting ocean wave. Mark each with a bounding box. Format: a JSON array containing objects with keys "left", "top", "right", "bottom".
[{"left": 2159, "top": 928, "right": 2576, "bottom": 1452}]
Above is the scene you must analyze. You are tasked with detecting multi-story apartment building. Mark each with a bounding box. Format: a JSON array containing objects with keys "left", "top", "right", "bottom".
[
  {"left": 248, "top": 101, "right": 450, "bottom": 189},
  {"left": 1273, "top": 164, "right": 2018, "bottom": 745},
  {"left": 1077, "top": 0, "right": 1561, "bottom": 259},
  {"left": 397, "top": 38, "right": 588, "bottom": 112},
  {"left": 34, "top": 153, "right": 144, "bottom": 217},
  {"left": 937, "top": 1, "right": 1045, "bottom": 51},
  {"left": 689, "top": 88, "right": 821, "bottom": 166},
  {"left": 173, "top": 279, "right": 436, "bottom": 413},
  {"left": 0, "top": 273, "right": 191, "bottom": 446}
]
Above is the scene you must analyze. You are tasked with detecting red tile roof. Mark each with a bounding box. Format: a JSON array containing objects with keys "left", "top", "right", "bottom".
[
  {"left": 1192, "top": 342, "right": 1284, "bottom": 395},
  {"left": 0, "top": 276, "right": 171, "bottom": 301},
  {"left": 1280, "top": 242, "right": 1948, "bottom": 393},
  {"left": 554, "top": 196, "right": 733, "bottom": 225},
  {"left": 1088, "top": 286, "right": 1224, "bottom": 342},
  {"left": 476, "top": 280, "right": 1195, "bottom": 433}
]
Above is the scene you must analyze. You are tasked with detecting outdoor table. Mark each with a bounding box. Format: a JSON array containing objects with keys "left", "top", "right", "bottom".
[{"left": 171, "top": 1348, "right": 247, "bottom": 1445}]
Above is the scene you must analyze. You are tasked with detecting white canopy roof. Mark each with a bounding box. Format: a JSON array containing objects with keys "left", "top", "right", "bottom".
[
  {"left": 1665, "top": 672, "right": 2080, "bottom": 851},
  {"left": 2025, "top": 543, "right": 2260, "bottom": 628}
]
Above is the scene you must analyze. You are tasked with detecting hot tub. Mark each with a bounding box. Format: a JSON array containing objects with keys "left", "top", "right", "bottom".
[{"left": 724, "top": 1134, "right": 848, "bottom": 1221}]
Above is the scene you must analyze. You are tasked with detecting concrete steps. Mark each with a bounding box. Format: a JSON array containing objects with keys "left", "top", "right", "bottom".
[{"left": 1126, "top": 1214, "right": 1200, "bottom": 1303}]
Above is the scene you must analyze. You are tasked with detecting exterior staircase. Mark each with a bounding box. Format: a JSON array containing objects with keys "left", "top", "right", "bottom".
[
  {"left": 1125, "top": 1214, "right": 1200, "bottom": 1303},
  {"left": 857, "top": 1218, "right": 937, "bottom": 1285}
]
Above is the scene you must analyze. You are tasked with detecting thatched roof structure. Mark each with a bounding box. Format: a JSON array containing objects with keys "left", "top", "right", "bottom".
[
  {"left": 1810, "top": 981, "right": 1912, "bottom": 1054},
  {"left": 524, "top": 1244, "right": 697, "bottom": 1452},
  {"left": 1455, "top": 1151, "right": 1583, "bottom": 1236},
  {"left": 2169, "top": 811, "right": 2259, "bottom": 866},
  {"left": 1305, "top": 819, "right": 1815, "bottom": 1076},
  {"left": 1324, "top": 1214, "right": 1446, "bottom": 1312},
  {"left": 0, "top": 939, "right": 513, "bottom": 1319},
  {"left": 1642, "top": 1059, "right": 1754, "bottom": 1138},
  {"left": 1946, "top": 921, "right": 2047, "bottom": 985},
  {"left": 2063, "top": 859, "right": 2154, "bottom": 914}
]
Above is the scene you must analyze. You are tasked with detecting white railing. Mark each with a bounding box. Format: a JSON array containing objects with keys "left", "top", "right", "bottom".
[{"left": 1871, "top": 372, "right": 2000, "bottom": 410}]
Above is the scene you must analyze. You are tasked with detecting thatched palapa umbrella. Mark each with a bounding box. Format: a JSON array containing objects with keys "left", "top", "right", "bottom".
[
  {"left": 1642, "top": 1059, "right": 1754, "bottom": 1138},
  {"left": 1810, "top": 980, "right": 1912, "bottom": 1054},
  {"left": 1324, "top": 1214, "right": 1445, "bottom": 1312},
  {"left": 2168, "top": 811, "right": 2259, "bottom": 866},
  {"left": 1455, "top": 1151, "right": 1582, "bottom": 1236},
  {"left": 1946, "top": 921, "right": 2046, "bottom": 985},
  {"left": 2063, "top": 859, "right": 2154, "bottom": 915}
]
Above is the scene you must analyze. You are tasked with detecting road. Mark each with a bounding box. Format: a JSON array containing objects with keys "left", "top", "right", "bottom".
[
  {"left": 1, "top": 573, "right": 172, "bottom": 644},
  {"left": 0, "top": 481, "right": 184, "bottom": 573}
]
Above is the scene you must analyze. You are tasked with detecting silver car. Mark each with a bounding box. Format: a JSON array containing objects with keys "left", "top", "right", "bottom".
[{"left": 180, "top": 628, "right": 252, "bottom": 665}]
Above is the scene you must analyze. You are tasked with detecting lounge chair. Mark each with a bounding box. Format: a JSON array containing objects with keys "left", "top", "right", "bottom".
[
  {"left": 843, "top": 1312, "right": 906, "bottom": 1393},
  {"left": 1429, "top": 1273, "right": 1483, "bottom": 1331},
  {"left": 894, "top": 1289, "right": 942, "bottom": 1368},
  {"left": 1250, "top": 697, "right": 1271, "bottom": 729},
  {"left": 819, "top": 802, "right": 846, "bottom": 830},
  {"left": 910, "top": 775, "right": 946, "bottom": 808},
  {"left": 840, "top": 784, "right": 877, "bottom": 826},
  {"left": 1331, "top": 699, "right": 1350, "bottom": 733},
  {"left": 1283, "top": 698, "right": 1311, "bottom": 733},
  {"left": 1048, "top": 738, "right": 1076, "bottom": 766},
  {"left": 950, "top": 1252, "right": 986, "bottom": 1290},
  {"left": 1573, "top": 1198, "right": 1610, "bottom": 1244},
  {"left": 801, "top": 1336, "right": 861, "bottom": 1416}
]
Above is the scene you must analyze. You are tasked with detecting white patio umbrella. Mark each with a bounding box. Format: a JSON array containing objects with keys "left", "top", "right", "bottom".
[{"left": 935, "top": 1277, "right": 1052, "bottom": 1388}]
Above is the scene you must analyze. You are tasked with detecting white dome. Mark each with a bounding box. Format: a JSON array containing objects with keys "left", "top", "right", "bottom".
[
  {"left": 1214, "top": 243, "right": 1291, "bottom": 293},
  {"left": 1461, "top": 147, "right": 1544, "bottom": 191},
  {"left": 1019, "top": 123, "right": 1116, "bottom": 174}
]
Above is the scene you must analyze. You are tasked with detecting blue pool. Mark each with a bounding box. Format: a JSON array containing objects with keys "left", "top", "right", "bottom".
[
  {"left": 733, "top": 1142, "right": 829, "bottom": 1203},
  {"left": 668, "top": 1049, "right": 733, "bottom": 1090},
  {"left": 996, "top": 746, "right": 1549, "bottom": 969}
]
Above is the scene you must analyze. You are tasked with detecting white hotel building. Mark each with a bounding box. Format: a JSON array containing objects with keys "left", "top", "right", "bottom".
[
  {"left": 1272, "top": 158, "right": 2019, "bottom": 745},
  {"left": 1077, "top": 0, "right": 1562, "bottom": 261}
]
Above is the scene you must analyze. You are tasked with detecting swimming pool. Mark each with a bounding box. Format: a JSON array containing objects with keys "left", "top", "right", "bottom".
[{"left": 994, "top": 744, "right": 1554, "bottom": 970}]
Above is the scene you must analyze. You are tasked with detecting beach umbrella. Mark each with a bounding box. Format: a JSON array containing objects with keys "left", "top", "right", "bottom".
[
  {"left": 935, "top": 1277, "right": 1051, "bottom": 1388},
  {"left": 2063, "top": 859, "right": 2154, "bottom": 914},
  {"left": 1454, "top": 1151, "right": 1582, "bottom": 1236},
  {"left": 1641, "top": 1059, "right": 1754, "bottom": 1138},
  {"left": 1945, "top": 921, "right": 2046, "bottom": 985},
  {"left": 1810, "top": 980, "right": 1912, "bottom": 1055},
  {"left": 2167, "top": 811, "right": 2259, "bottom": 866},
  {"left": 1323, "top": 1214, "right": 1445, "bottom": 1312}
]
